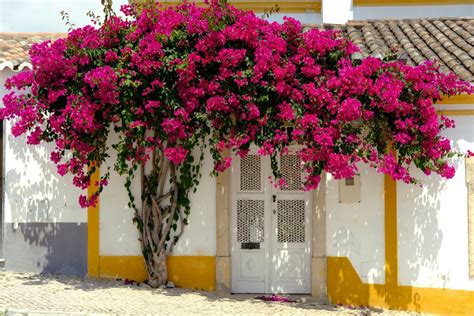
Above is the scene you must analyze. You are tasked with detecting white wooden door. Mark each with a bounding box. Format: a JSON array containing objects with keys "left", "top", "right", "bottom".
[
  {"left": 231, "top": 149, "right": 312, "bottom": 294},
  {"left": 271, "top": 153, "right": 312, "bottom": 294}
]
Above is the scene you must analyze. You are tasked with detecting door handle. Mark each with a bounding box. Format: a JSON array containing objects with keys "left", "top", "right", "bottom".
[{"left": 273, "top": 195, "right": 276, "bottom": 203}]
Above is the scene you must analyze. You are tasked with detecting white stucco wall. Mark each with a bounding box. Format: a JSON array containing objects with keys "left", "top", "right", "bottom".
[
  {"left": 99, "top": 132, "right": 142, "bottom": 256},
  {"left": 326, "top": 164, "right": 386, "bottom": 284},
  {"left": 326, "top": 107, "right": 474, "bottom": 291},
  {"left": 354, "top": 5, "right": 473, "bottom": 20},
  {"left": 398, "top": 112, "right": 474, "bottom": 291},
  {"left": 173, "top": 149, "right": 217, "bottom": 256},
  {"left": 266, "top": 13, "right": 322, "bottom": 25},
  {"left": 1, "top": 69, "right": 85, "bottom": 224},
  {"left": 99, "top": 134, "right": 217, "bottom": 257},
  {"left": 322, "top": 0, "right": 353, "bottom": 24}
]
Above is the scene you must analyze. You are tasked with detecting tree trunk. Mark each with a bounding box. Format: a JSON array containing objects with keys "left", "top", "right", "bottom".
[
  {"left": 133, "top": 153, "right": 185, "bottom": 288},
  {"left": 146, "top": 251, "right": 168, "bottom": 288}
]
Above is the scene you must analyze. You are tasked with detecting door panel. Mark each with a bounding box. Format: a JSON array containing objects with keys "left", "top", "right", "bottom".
[
  {"left": 271, "top": 194, "right": 311, "bottom": 294},
  {"left": 231, "top": 152, "right": 270, "bottom": 293}
]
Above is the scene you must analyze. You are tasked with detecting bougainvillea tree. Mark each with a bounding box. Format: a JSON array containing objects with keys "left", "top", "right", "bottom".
[{"left": 1, "top": 1, "right": 471, "bottom": 286}]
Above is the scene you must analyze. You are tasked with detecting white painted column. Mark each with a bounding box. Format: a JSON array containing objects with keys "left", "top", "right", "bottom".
[{"left": 322, "top": 0, "right": 353, "bottom": 24}]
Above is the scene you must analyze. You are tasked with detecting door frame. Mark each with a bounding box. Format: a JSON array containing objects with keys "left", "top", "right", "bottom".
[
  {"left": 215, "top": 150, "right": 327, "bottom": 298},
  {"left": 229, "top": 150, "right": 313, "bottom": 294}
]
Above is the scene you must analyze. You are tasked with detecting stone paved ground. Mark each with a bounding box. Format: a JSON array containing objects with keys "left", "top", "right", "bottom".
[{"left": 0, "top": 272, "right": 422, "bottom": 315}]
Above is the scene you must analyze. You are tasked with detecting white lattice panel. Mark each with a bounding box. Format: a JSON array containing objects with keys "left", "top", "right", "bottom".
[
  {"left": 240, "top": 155, "right": 261, "bottom": 191},
  {"left": 277, "top": 200, "right": 305, "bottom": 243},
  {"left": 281, "top": 155, "right": 302, "bottom": 191},
  {"left": 237, "top": 199, "right": 265, "bottom": 243}
]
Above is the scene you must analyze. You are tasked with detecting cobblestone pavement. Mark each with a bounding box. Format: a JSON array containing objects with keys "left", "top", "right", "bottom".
[{"left": 0, "top": 272, "right": 422, "bottom": 315}]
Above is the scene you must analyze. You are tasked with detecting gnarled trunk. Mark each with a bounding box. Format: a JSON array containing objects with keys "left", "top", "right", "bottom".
[
  {"left": 146, "top": 250, "right": 168, "bottom": 288},
  {"left": 134, "top": 151, "right": 185, "bottom": 287}
]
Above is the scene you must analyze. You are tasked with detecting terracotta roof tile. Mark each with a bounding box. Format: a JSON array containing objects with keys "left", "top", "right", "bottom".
[
  {"left": 0, "top": 33, "right": 64, "bottom": 70},
  {"left": 1, "top": 17, "right": 473, "bottom": 82},
  {"left": 308, "top": 17, "right": 474, "bottom": 82}
]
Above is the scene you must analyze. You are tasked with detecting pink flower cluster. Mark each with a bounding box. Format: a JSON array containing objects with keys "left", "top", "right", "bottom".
[{"left": 1, "top": 0, "right": 472, "bottom": 207}]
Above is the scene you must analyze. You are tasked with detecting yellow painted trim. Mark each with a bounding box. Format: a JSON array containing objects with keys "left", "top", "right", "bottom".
[
  {"left": 438, "top": 110, "right": 474, "bottom": 116},
  {"left": 87, "top": 165, "right": 100, "bottom": 277},
  {"left": 99, "top": 255, "right": 216, "bottom": 290},
  {"left": 384, "top": 175, "right": 397, "bottom": 290},
  {"left": 158, "top": 1, "right": 321, "bottom": 13},
  {"left": 168, "top": 256, "right": 216, "bottom": 290},
  {"left": 354, "top": 0, "right": 473, "bottom": 6},
  {"left": 100, "top": 256, "right": 148, "bottom": 281},
  {"left": 328, "top": 257, "right": 474, "bottom": 315},
  {"left": 327, "top": 170, "right": 474, "bottom": 314},
  {"left": 436, "top": 94, "right": 474, "bottom": 105}
]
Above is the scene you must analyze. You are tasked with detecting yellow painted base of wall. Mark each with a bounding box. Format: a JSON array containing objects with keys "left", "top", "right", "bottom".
[
  {"left": 328, "top": 257, "right": 474, "bottom": 315},
  {"left": 98, "top": 256, "right": 216, "bottom": 291},
  {"left": 168, "top": 256, "right": 216, "bottom": 291},
  {"left": 99, "top": 256, "right": 148, "bottom": 282}
]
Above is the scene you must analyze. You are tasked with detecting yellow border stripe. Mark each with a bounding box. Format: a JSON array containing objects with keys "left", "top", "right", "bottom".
[
  {"left": 438, "top": 110, "right": 474, "bottom": 116},
  {"left": 168, "top": 256, "right": 216, "bottom": 290},
  {"left": 384, "top": 175, "right": 397, "bottom": 290},
  {"left": 99, "top": 255, "right": 216, "bottom": 290},
  {"left": 328, "top": 257, "right": 474, "bottom": 315},
  {"left": 87, "top": 165, "right": 100, "bottom": 277},
  {"left": 436, "top": 94, "right": 474, "bottom": 105},
  {"left": 156, "top": 1, "right": 322, "bottom": 13},
  {"left": 100, "top": 256, "right": 148, "bottom": 281},
  {"left": 354, "top": 0, "right": 472, "bottom": 6},
  {"left": 327, "top": 167, "right": 474, "bottom": 314}
]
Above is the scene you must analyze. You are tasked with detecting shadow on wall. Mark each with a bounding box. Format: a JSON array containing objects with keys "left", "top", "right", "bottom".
[
  {"left": 398, "top": 170, "right": 447, "bottom": 287},
  {"left": 329, "top": 171, "right": 447, "bottom": 311},
  {"left": 3, "top": 129, "right": 87, "bottom": 276},
  {"left": 398, "top": 121, "right": 473, "bottom": 292},
  {"left": 330, "top": 152, "right": 469, "bottom": 313}
]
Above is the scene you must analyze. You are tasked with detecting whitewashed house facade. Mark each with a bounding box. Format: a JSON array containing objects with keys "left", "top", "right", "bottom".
[{"left": 1, "top": 1, "right": 473, "bottom": 313}]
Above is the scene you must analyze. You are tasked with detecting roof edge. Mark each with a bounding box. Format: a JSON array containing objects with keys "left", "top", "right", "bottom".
[{"left": 0, "top": 61, "right": 33, "bottom": 72}]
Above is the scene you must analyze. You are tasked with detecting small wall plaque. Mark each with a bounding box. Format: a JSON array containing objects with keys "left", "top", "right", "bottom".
[{"left": 339, "top": 174, "right": 361, "bottom": 203}]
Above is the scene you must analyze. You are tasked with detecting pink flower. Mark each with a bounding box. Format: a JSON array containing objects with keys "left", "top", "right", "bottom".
[
  {"left": 164, "top": 147, "right": 188, "bottom": 165},
  {"left": 26, "top": 127, "right": 43, "bottom": 145},
  {"left": 215, "top": 157, "right": 232, "bottom": 172},
  {"left": 277, "top": 102, "right": 295, "bottom": 121},
  {"left": 304, "top": 175, "right": 321, "bottom": 191},
  {"left": 57, "top": 163, "right": 69, "bottom": 176},
  {"left": 338, "top": 98, "right": 362, "bottom": 122},
  {"left": 439, "top": 164, "right": 455, "bottom": 179},
  {"left": 161, "top": 118, "right": 187, "bottom": 140},
  {"left": 258, "top": 142, "right": 274, "bottom": 155},
  {"left": 105, "top": 50, "right": 119, "bottom": 63}
]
